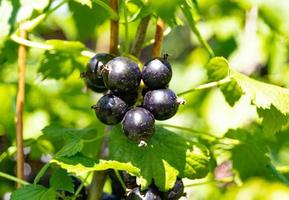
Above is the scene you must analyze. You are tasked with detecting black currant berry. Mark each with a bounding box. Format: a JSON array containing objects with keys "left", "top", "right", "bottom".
[
  {"left": 122, "top": 107, "right": 155, "bottom": 143},
  {"left": 112, "top": 91, "right": 139, "bottom": 106},
  {"left": 164, "top": 178, "right": 184, "bottom": 200},
  {"left": 82, "top": 53, "right": 114, "bottom": 93},
  {"left": 102, "top": 57, "right": 141, "bottom": 93},
  {"left": 126, "top": 187, "right": 162, "bottom": 200},
  {"left": 143, "top": 89, "right": 179, "bottom": 120},
  {"left": 92, "top": 94, "right": 128, "bottom": 125},
  {"left": 142, "top": 54, "right": 172, "bottom": 89}
]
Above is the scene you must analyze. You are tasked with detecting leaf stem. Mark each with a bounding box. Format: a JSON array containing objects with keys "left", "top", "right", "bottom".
[
  {"left": 114, "top": 170, "right": 127, "bottom": 191},
  {"left": 72, "top": 173, "right": 91, "bottom": 200},
  {"left": 33, "top": 163, "right": 50, "bottom": 185},
  {"left": 177, "top": 76, "right": 231, "bottom": 96},
  {"left": 0, "top": 171, "right": 30, "bottom": 186},
  {"left": 11, "top": 34, "right": 53, "bottom": 50},
  {"left": 10, "top": 34, "right": 95, "bottom": 58},
  {"left": 185, "top": 179, "right": 215, "bottom": 187},
  {"left": 158, "top": 123, "right": 217, "bottom": 139},
  {"left": 152, "top": 18, "right": 164, "bottom": 57},
  {"left": 130, "top": 15, "right": 150, "bottom": 57},
  {"left": 123, "top": 0, "right": 129, "bottom": 54},
  {"left": 179, "top": 1, "right": 214, "bottom": 57}
]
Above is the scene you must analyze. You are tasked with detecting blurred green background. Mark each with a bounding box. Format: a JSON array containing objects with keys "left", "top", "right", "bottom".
[{"left": 0, "top": 0, "right": 289, "bottom": 199}]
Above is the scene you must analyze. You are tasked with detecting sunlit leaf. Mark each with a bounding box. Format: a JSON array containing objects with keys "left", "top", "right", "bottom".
[
  {"left": 207, "top": 57, "right": 289, "bottom": 134},
  {"left": 109, "top": 125, "right": 210, "bottom": 191},
  {"left": 51, "top": 153, "right": 140, "bottom": 175}
]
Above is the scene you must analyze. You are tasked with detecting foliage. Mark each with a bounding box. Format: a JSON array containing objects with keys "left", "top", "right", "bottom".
[{"left": 0, "top": 0, "right": 289, "bottom": 199}]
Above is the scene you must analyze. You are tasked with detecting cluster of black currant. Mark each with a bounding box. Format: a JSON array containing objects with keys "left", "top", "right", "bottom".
[
  {"left": 108, "top": 170, "right": 184, "bottom": 200},
  {"left": 82, "top": 53, "right": 183, "bottom": 145}
]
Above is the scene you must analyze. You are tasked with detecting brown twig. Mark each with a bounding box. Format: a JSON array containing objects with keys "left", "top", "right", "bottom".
[
  {"left": 109, "top": 0, "right": 119, "bottom": 55},
  {"left": 130, "top": 15, "right": 151, "bottom": 57},
  {"left": 152, "top": 18, "right": 164, "bottom": 57},
  {"left": 16, "top": 27, "right": 27, "bottom": 188}
]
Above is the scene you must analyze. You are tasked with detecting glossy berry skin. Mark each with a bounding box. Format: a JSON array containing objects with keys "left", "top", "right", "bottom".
[
  {"left": 112, "top": 91, "right": 139, "bottom": 106},
  {"left": 164, "top": 178, "right": 184, "bottom": 200},
  {"left": 83, "top": 53, "right": 114, "bottom": 93},
  {"left": 126, "top": 187, "right": 162, "bottom": 200},
  {"left": 142, "top": 56, "right": 172, "bottom": 89},
  {"left": 92, "top": 94, "right": 128, "bottom": 125},
  {"left": 143, "top": 89, "right": 179, "bottom": 120},
  {"left": 122, "top": 108, "right": 155, "bottom": 142},
  {"left": 103, "top": 57, "right": 141, "bottom": 93}
]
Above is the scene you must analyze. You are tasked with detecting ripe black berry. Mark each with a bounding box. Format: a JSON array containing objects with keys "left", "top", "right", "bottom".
[
  {"left": 122, "top": 107, "right": 155, "bottom": 143},
  {"left": 92, "top": 94, "right": 128, "bottom": 125},
  {"left": 112, "top": 91, "right": 139, "bottom": 106},
  {"left": 82, "top": 53, "right": 114, "bottom": 93},
  {"left": 143, "top": 89, "right": 179, "bottom": 120},
  {"left": 126, "top": 187, "right": 162, "bottom": 200},
  {"left": 142, "top": 55, "right": 172, "bottom": 89},
  {"left": 102, "top": 57, "right": 141, "bottom": 93},
  {"left": 164, "top": 178, "right": 184, "bottom": 200}
]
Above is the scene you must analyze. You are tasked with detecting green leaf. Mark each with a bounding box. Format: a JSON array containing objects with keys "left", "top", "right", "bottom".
[
  {"left": 207, "top": 57, "right": 289, "bottom": 134},
  {"left": 148, "top": 0, "right": 178, "bottom": 26},
  {"left": 73, "top": 0, "right": 92, "bottom": 8},
  {"left": 56, "top": 136, "right": 84, "bottom": 157},
  {"left": 51, "top": 153, "right": 140, "bottom": 175},
  {"left": 10, "top": 185, "right": 56, "bottom": 200},
  {"left": 206, "top": 57, "right": 229, "bottom": 81},
  {"left": 38, "top": 40, "right": 88, "bottom": 79},
  {"left": 109, "top": 125, "right": 210, "bottom": 191},
  {"left": 50, "top": 169, "right": 74, "bottom": 193},
  {"left": 41, "top": 124, "right": 97, "bottom": 141},
  {"left": 225, "top": 129, "right": 270, "bottom": 180}
]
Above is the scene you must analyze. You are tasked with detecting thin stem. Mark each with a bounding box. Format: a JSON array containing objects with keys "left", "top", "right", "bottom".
[
  {"left": 185, "top": 179, "right": 215, "bottom": 187},
  {"left": 114, "top": 170, "right": 127, "bottom": 191},
  {"left": 267, "top": 164, "right": 289, "bottom": 185},
  {"left": 72, "top": 173, "right": 90, "bottom": 200},
  {"left": 179, "top": 1, "right": 214, "bottom": 58},
  {"left": 158, "top": 123, "right": 218, "bottom": 139},
  {"left": 33, "top": 163, "right": 50, "bottom": 185},
  {"left": 16, "top": 27, "right": 27, "bottom": 188},
  {"left": 152, "top": 18, "right": 164, "bottom": 57},
  {"left": 11, "top": 34, "right": 53, "bottom": 50},
  {"left": 123, "top": 0, "right": 129, "bottom": 54},
  {"left": 109, "top": 0, "right": 119, "bottom": 55},
  {"left": 0, "top": 172, "right": 30, "bottom": 186},
  {"left": 177, "top": 76, "right": 231, "bottom": 96},
  {"left": 11, "top": 34, "right": 95, "bottom": 58},
  {"left": 0, "top": 152, "right": 8, "bottom": 163},
  {"left": 130, "top": 15, "right": 150, "bottom": 57}
]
